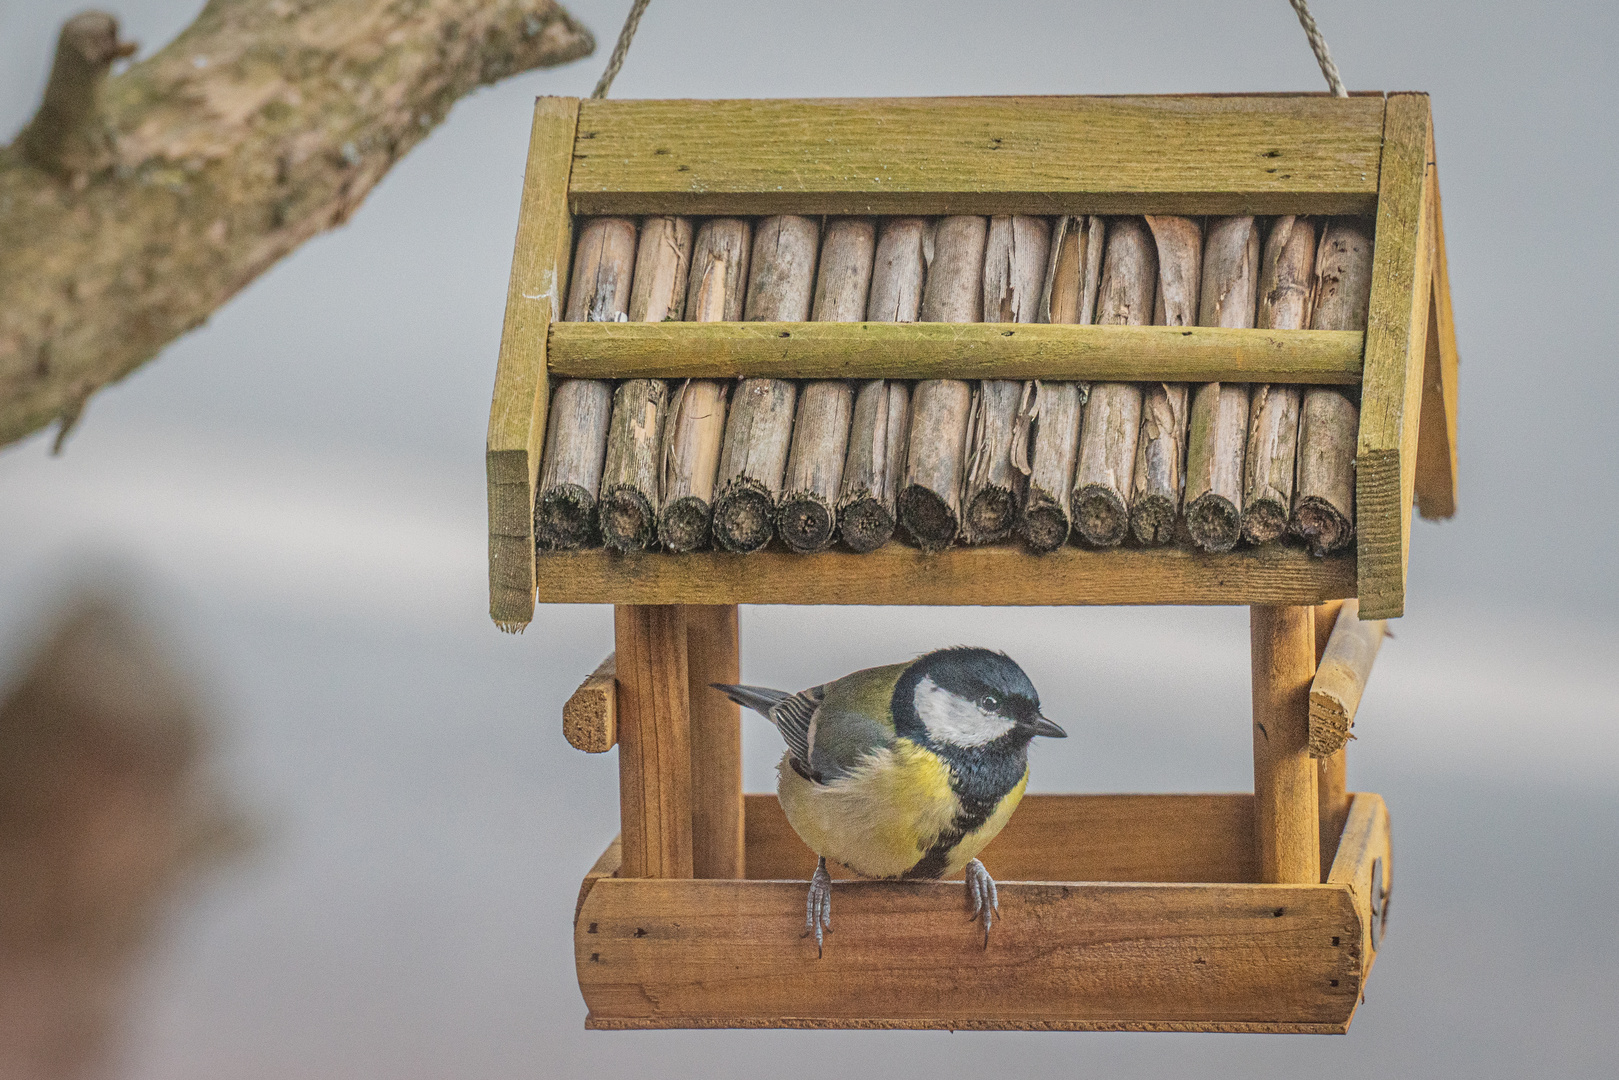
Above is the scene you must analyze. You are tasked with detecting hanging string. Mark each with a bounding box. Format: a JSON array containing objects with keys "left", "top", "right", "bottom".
[
  {"left": 1288, "top": 0, "right": 1348, "bottom": 97},
  {"left": 592, "top": 0, "right": 652, "bottom": 99}
]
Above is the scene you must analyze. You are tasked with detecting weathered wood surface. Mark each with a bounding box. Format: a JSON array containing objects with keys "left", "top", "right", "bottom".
[
  {"left": 628, "top": 216, "right": 694, "bottom": 323},
  {"left": 1313, "top": 599, "right": 1350, "bottom": 876},
  {"left": 1073, "top": 218, "right": 1155, "bottom": 546},
  {"left": 1130, "top": 215, "right": 1200, "bottom": 545},
  {"left": 532, "top": 545, "right": 1355, "bottom": 606},
  {"left": 1295, "top": 220, "right": 1374, "bottom": 557},
  {"left": 1309, "top": 599, "right": 1386, "bottom": 758},
  {"left": 684, "top": 605, "right": 743, "bottom": 880},
  {"left": 1358, "top": 93, "right": 1436, "bottom": 619},
  {"left": 899, "top": 216, "right": 985, "bottom": 550},
  {"left": 1185, "top": 217, "right": 1259, "bottom": 553},
  {"left": 865, "top": 217, "right": 929, "bottom": 322},
  {"left": 613, "top": 605, "right": 692, "bottom": 879},
  {"left": 1415, "top": 170, "right": 1459, "bottom": 520},
  {"left": 1243, "top": 216, "right": 1318, "bottom": 545},
  {"left": 1251, "top": 605, "right": 1320, "bottom": 886},
  {"left": 658, "top": 219, "right": 748, "bottom": 551},
  {"left": 487, "top": 98, "right": 579, "bottom": 630},
  {"left": 838, "top": 381, "right": 910, "bottom": 553},
  {"left": 577, "top": 872, "right": 1364, "bottom": 1031},
  {"left": 1326, "top": 793, "right": 1392, "bottom": 974},
  {"left": 536, "top": 217, "right": 635, "bottom": 549},
  {"left": 779, "top": 219, "right": 872, "bottom": 552},
  {"left": 567, "top": 96, "right": 1389, "bottom": 216},
  {"left": 548, "top": 321, "right": 1364, "bottom": 383},
  {"left": 563, "top": 653, "right": 616, "bottom": 753}
]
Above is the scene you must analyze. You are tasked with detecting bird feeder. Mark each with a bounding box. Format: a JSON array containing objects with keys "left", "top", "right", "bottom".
[{"left": 487, "top": 94, "right": 1457, "bottom": 1032}]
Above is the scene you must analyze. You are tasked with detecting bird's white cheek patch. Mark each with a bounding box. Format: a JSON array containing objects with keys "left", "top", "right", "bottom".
[{"left": 913, "top": 676, "right": 1015, "bottom": 748}]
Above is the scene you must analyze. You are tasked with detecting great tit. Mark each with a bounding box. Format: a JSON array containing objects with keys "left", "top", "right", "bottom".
[{"left": 716, "top": 646, "right": 1065, "bottom": 954}]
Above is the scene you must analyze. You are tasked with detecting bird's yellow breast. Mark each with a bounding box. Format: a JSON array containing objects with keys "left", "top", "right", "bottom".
[{"left": 777, "top": 739, "right": 1029, "bottom": 879}]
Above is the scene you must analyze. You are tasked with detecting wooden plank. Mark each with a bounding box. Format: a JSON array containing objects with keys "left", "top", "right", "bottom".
[
  {"left": 1327, "top": 793, "right": 1391, "bottom": 975},
  {"left": 569, "top": 96, "right": 1387, "bottom": 216},
  {"left": 562, "top": 653, "right": 616, "bottom": 753},
  {"left": 547, "top": 322, "right": 1364, "bottom": 384},
  {"left": 1357, "top": 94, "right": 1436, "bottom": 619},
  {"left": 1251, "top": 606, "right": 1320, "bottom": 885},
  {"left": 575, "top": 873, "right": 1363, "bottom": 1030},
  {"left": 1415, "top": 166, "right": 1459, "bottom": 519},
  {"left": 533, "top": 544, "right": 1355, "bottom": 606},
  {"left": 486, "top": 97, "right": 579, "bottom": 630},
  {"left": 613, "top": 606, "right": 693, "bottom": 879},
  {"left": 743, "top": 793, "right": 1259, "bottom": 884},
  {"left": 1309, "top": 598, "right": 1387, "bottom": 758},
  {"left": 684, "top": 605, "right": 744, "bottom": 880}
]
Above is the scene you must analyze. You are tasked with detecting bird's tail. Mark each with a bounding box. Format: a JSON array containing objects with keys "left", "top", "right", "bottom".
[{"left": 711, "top": 682, "right": 791, "bottom": 719}]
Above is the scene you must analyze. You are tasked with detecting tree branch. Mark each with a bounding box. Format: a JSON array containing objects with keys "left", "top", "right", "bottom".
[{"left": 0, "top": 2, "right": 594, "bottom": 449}]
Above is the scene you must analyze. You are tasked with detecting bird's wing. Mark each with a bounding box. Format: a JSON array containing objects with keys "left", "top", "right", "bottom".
[
  {"left": 805, "top": 662, "right": 908, "bottom": 784},
  {"left": 770, "top": 685, "right": 824, "bottom": 777}
]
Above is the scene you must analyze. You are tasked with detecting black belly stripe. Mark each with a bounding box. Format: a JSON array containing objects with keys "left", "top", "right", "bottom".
[{"left": 900, "top": 795, "right": 998, "bottom": 880}]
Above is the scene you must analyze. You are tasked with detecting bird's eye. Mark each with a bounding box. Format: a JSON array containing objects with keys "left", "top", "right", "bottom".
[{"left": 978, "top": 694, "right": 999, "bottom": 712}]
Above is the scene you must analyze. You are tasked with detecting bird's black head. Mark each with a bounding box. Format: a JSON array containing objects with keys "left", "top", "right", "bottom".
[{"left": 893, "top": 646, "right": 1067, "bottom": 751}]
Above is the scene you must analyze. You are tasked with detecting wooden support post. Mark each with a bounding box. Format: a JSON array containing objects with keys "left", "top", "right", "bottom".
[
  {"left": 614, "top": 605, "right": 693, "bottom": 879},
  {"left": 684, "top": 604, "right": 744, "bottom": 880},
  {"left": 1313, "top": 599, "right": 1348, "bottom": 878},
  {"left": 1250, "top": 605, "right": 1319, "bottom": 885}
]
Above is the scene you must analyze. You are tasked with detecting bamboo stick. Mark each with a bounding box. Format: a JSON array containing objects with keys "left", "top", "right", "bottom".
[
  {"left": 536, "top": 217, "right": 635, "bottom": 549},
  {"left": 899, "top": 215, "right": 986, "bottom": 550},
  {"left": 1185, "top": 216, "right": 1260, "bottom": 553},
  {"left": 685, "top": 604, "right": 743, "bottom": 880},
  {"left": 1293, "top": 220, "right": 1373, "bottom": 555},
  {"left": 658, "top": 218, "right": 749, "bottom": 552},
  {"left": 1242, "top": 216, "right": 1318, "bottom": 546},
  {"left": 964, "top": 215, "right": 1048, "bottom": 543},
  {"left": 1130, "top": 216, "right": 1201, "bottom": 546},
  {"left": 615, "top": 604, "right": 693, "bottom": 879},
  {"left": 711, "top": 216, "right": 818, "bottom": 553},
  {"left": 838, "top": 218, "right": 925, "bottom": 552},
  {"left": 778, "top": 219, "right": 873, "bottom": 552},
  {"left": 1251, "top": 604, "right": 1320, "bottom": 885},
  {"left": 1072, "top": 218, "right": 1155, "bottom": 547},
  {"left": 1022, "top": 216, "right": 1102, "bottom": 552},
  {"left": 598, "top": 217, "right": 693, "bottom": 551}
]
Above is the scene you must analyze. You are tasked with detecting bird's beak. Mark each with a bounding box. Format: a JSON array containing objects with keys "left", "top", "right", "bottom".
[{"left": 1026, "top": 713, "right": 1067, "bottom": 738}]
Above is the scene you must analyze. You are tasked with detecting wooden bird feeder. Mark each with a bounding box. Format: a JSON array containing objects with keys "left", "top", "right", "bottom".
[{"left": 487, "top": 94, "right": 1457, "bottom": 1032}]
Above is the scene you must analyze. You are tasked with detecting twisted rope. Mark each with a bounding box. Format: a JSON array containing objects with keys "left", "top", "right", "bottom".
[
  {"left": 1288, "top": 0, "right": 1348, "bottom": 97},
  {"left": 592, "top": 0, "right": 652, "bottom": 99}
]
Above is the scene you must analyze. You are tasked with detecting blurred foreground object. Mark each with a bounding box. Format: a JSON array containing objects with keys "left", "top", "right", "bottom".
[
  {"left": 0, "top": 1, "right": 595, "bottom": 450},
  {"left": 0, "top": 594, "right": 248, "bottom": 1080}
]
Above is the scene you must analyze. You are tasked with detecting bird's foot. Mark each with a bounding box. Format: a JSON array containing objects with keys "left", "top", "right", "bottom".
[
  {"left": 964, "top": 858, "right": 999, "bottom": 949},
  {"left": 802, "top": 856, "right": 832, "bottom": 957}
]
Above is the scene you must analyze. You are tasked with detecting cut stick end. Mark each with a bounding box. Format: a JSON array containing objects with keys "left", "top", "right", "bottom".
[
  {"left": 1020, "top": 494, "right": 1070, "bottom": 554},
  {"left": 1292, "top": 497, "right": 1354, "bottom": 557},
  {"left": 1241, "top": 497, "right": 1291, "bottom": 547},
  {"left": 599, "top": 486, "right": 658, "bottom": 553},
  {"left": 897, "top": 486, "right": 960, "bottom": 552},
  {"left": 1071, "top": 486, "right": 1129, "bottom": 548},
  {"left": 836, "top": 497, "right": 896, "bottom": 553},
  {"left": 1186, "top": 493, "right": 1242, "bottom": 553},
  {"left": 776, "top": 492, "right": 837, "bottom": 554},
  {"left": 535, "top": 485, "right": 599, "bottom": 550},
  {"left": 963, "top": 486, "right": 1018, "bottom": 545},
  {"left": 712, "top": 480, "right": 777, "bottom": 553},
  {"left": 1308, "top": 701, "right": 1355, "bottom": 759},
  {"left": 657, "top": 497, "right": 713, "bottom": 553},
  {"left": 1128, "top": 494, "right": 1179, "bottom": 547}
]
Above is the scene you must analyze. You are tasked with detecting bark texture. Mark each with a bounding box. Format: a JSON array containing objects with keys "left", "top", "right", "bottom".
[
  {"left": 1129, "top": 215, "right": 1201, "bottom": 546},
  {"left": 1, "top": 2, "right": 594, "bottom": 448}
]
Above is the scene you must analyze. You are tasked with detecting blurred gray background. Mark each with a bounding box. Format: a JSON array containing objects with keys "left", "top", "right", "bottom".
[{"left": 2, "top": 0, "right": 1615, "bottom": 1076}]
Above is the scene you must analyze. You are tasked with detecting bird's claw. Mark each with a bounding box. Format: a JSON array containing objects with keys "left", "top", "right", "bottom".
[
  {"left": 964, "top": 859, "right": 999, "bottom": 949},
  {"left": 802, "top": 857, "right": 832, "bottom": 957}
]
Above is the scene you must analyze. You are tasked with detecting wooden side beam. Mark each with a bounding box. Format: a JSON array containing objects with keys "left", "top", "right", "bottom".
[
  {"left": 1357, "top": 93, "right": 1437, "bottom": 619},
  {"left": 1309, "top": 599, "right": 1387, "bottom": 759},
  {"left": 684, "top": 605, "right": 744, "bottom": 880},
  {"left": 1251, "top": 605, "right": 1320, "bottom": 885},
  {"left": 613, "top": 605, "right": 693, "bottom": 879},
  {"left": 1415, "top": 167, "right": 1460, "bottom": 519},
  {"left": 1312, "top": 600, "right": 1349, "bottom": 877},
  {"left": 563, "top": 653, "right": 616, "bottom": 753},
  {"left": 547, "top": 323, "right": 1364, "bottom": 384},
  {"left": 486, "top": 96, "right": 579, "bottom": 631}
]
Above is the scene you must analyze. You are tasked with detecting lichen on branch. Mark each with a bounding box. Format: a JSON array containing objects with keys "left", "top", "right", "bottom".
[{"left": 0, "top": 1, "right": 595, "bottom": 449}]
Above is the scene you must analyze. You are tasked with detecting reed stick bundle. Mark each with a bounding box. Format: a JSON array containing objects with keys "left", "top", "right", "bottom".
[
  {"left": 778, "top": 219, "right": 873, "bottom": 552},
  {"left": 1292, "top": 220, "right": 1373, "bottom": 555},
  {"left": 898, "top": 215, "right": 986, "bottom": 550},
  {"left": 657, "top": 218, "right": 750, "bottom": 551},
  {"left": 1072, "top": 217, "right": 1155, "bottom": 546},
  {"left": 1241, "top": 216, "right": 1318, "bottom": 545},
  {"left": 1022, "top": 215, "right": 1103, "bottom": 552},
  {"left": 1184, "top": 216, "right": 1260, "bottom": 552},
  {"left": 598, "top": 216, "right": 693, "bottom": 552},
  {"left": 536, "top": 216, "right": 635, "bottom": 549}
]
